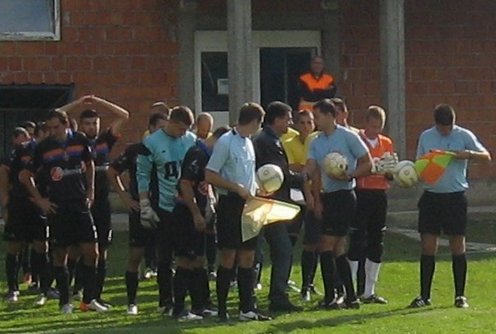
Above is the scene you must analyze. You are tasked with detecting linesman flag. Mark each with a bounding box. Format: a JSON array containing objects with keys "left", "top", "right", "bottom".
[
  {"left": 414, "top": 150, "right": 456, "bottom": 185},
  {"left": 241, "top": 197, "right": 301, "bottom": 242}
]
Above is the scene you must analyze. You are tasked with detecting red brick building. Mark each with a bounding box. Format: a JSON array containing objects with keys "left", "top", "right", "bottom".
[{"left": 0, "top": 0, "right": 494, "bottom": 179}]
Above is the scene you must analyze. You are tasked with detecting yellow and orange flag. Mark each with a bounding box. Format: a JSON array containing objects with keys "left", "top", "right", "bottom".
[{"left": 414, "top": 150, "right": 456, "bottom": 185}]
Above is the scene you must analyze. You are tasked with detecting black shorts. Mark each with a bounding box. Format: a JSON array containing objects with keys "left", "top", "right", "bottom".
[
  {"left": 156, "top": 208, "right": 175, "bottom": 262},
  {"left": 172, "top": 203, "right": 206, "bottom": 259},
  {"left": 128, "top": 211, "right": 156, "bottom": 248},
  {"left": 91, "top": 199, "right": 112, "bottom": 247},
  {"left": 3, "top": 200, "right": 48, "bottom": 243},
  {"left": 216, "top": 193, "right": 258, "bottom": 251},
  {"left": 351, "top": 189, "right": 387, "bottom": 233},
  {"left": 303, "top": 209, "right": 322, "bottom": 245},
  {"left": 418, "top": 191, "right": 467, "bottom": 236},
  {"left": 48, "top": 201, "right": 97, "bottom": 247},
  {"left": 287, "top": 205, "right": 304, "bottom": 237},
  {"left": 321, "top": 189, "right": 357, "bottom": 237}
]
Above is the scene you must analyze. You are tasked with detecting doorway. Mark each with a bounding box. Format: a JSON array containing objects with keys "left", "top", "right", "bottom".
[{"left": 195, "top": 30, "right": 321, "bottom": 126}]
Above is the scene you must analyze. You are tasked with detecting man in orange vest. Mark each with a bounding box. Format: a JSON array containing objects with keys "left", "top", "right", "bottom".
[
  {"left": 298, "top": 56, "right": 336, "bottom": 111},
  {"left": 348, "top": 105, "right": 398, "bottom": 304}
]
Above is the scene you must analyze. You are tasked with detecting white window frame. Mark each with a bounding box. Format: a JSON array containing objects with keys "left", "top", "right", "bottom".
[
  {"left": 0, "top": 0, "right": 61, "bottom": 41},
  {"left": 194, "top": 30, "right": 321, "bottom": 125}
]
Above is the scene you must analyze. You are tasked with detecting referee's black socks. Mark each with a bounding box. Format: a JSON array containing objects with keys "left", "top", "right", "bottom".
[
  {"left": 320, "top": 251, "right": 336, "bottom": 302},
  {"left": 216, "top": 266, "right": 234, "bottom": 314},
  {"left": 173, "top": 267, "right": 191, "bottom": 315},
  {"left": 452, "top": 253, "right": 467, "bottom": 297},
  {"left": 420, "top": 254, "right": 435, "bottom": 300},
  {"left": 190, "top": 268, "right": 211, "bottom": 310},
  {"left": 237, "top": 267, "right": 255, "bottom": 313},
  {"left": 335, "top": 254, "right": 357, "bottom": 302},
  {"left": 301, "top": 250, "right": 317, "bottom": 289}
]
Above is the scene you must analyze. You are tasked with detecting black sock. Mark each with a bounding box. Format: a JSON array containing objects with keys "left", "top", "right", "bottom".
[
  {"left": 6, "top": 253, "right": 19, "bottom": 292},
  {"left": 67, "top": 258, "right": 77, "bottom": 287},
  {"left": 336, "top": 255, "right": 357, "bottom": 302},
  {"left": 216, "top": 266, "right": 233, "bottom": 314},
  {"left": 81, "top": 264, "right": 97, "bottom": 304},
  {"left": 206, "top": 234, "right": 217, "bottom": 271},
  {"left": 95, "top": 259, "right": 107, "bottom": 300},
  {"left": 54, "top": 266, "right": 69, "bottom": 306},
  {"left": 420, "top": 254, "right": 435, "bottom": 300},
  {"left": 310, "top": 252, "right": 319, "bottom": 286},
  {"left": 452, "top": 254, "right": 467, "bottom": 297},
  {"left": 157, "top": 262, "right": 173, "bottom": 307},
  {"left": 30, "top": 248, "right": 39, "bottom": 285},
  {"left": 73, "top": 259, "right": 84, "bottom": 293},
  {"left": 237, "top": 267, "right": 255, "bottom": 313},
  {"left": 191, "top": 268, "right": 211, "bottom": 310},
  {"left": 356, "top": 257, "right": 366, "bottom": 296},
  {"left": 320, "top": 251, "right": 335, "bottom": 302},
  {"left": 301, "top": 250, "right": 316, "bottom": 288},
  {"left": 173, "top": 267, "right": 191, "bottom": 315},
  {"left": 31, "top": 251, "right": 50, "bottom": 294},
  {"left": 125, "top": 271, "right": 139, "bottom": 305}
]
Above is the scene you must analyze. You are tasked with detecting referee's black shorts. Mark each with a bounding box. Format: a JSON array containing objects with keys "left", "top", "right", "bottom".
[
  {"left": 321, "top": 189, "right": 357, "bottom": 237},
  {"left": 418, "top": 191, "right": 467, "bottom": 236},
  {"left": 216, "top": 193, "right": 258, "bottom": 250}
]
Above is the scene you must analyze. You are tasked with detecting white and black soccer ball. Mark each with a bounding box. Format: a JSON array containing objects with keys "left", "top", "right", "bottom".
[
  {"left": 393, "top": 160, "right": 419, "bottom": 188},
  {"left": 256, "top": 164, "right": 284, "bottom": 193},
  {"left": 323, "top": 152, "right": 348, "bottom": 178}
]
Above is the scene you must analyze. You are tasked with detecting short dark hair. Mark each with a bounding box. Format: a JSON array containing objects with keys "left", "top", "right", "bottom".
[
  {"left": 212, "top": 125, "right": 231, "bottom": 139},
  {"left": 34, "top": 122, "right": 48, "bottom": 137},
  {"left": 330, "top": 97, "right": 348, "bottom": 113},
  {"left": 313, "top": 99, "right": 337, "bottom": 117},
  {"left": 148, "top": 112, "right": 168, "bottom": 128},
  {"left": 12, "top": 127, "right": 29, "bottom": 139},
  {"left": 238, "top": 102, "right": 265, "bottom": 126},
  {"left": 169, "top": 105, "right": 194, "bottom": 127},
  {"left": 294, "top": 110, "right": 313, "bottom": 123},
  {"left": 47, "top": 109, "right": 69, "bottom": 125},
  {"left": 264, "top": 101, "right": 291, "bottom": 125},
  {"left": 79, "top": 109, "right": 99, "bottom": 120},
  {"left": 434, "top": 104, "right": 455, "bottom": 126},
  {"left": 20, "top": 121, "right": 36, "bottom": 130}
]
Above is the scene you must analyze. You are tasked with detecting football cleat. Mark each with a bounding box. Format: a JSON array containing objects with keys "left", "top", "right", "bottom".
[
  {"left": 127, "top": 304, "right": 138, "bottom": 315},
  {"left": 176, "top": 310, "right": 203, "bottom": 322},
  {"left": 361, "top": 294, "right": 388, "bottom": 304},
  {"left": 34, "top": 294, "right": 48, "bottom": 306},
  {"left": 7, "top": 291, "right": 20, "bottom": 303},
  {"left": 239, "top": 310, "right": 272, "bottom": 321},
  {"left": 80, "top": 299, "right": 109, "bottom": 312},
  {"left": 409, "top": 296, "right": 431, "bottom": 308},
  {"left": 60, "top": 303, "right": 74, "bottom": 314},
  {"left": 454, "top": 296, "right": 469, "bottom": 308}
]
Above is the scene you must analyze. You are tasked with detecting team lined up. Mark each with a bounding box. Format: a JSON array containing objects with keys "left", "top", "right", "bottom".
[{"left": 0, "top": 94, "right": 490, "bottom": 321}]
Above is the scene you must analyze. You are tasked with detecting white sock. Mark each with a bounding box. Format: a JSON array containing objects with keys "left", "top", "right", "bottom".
[
  {"left": 363, "top": 258, "right": 381, "bottom": 298},
  {"left": 348, "top": 260, "right": 359, "bottom": 284}
]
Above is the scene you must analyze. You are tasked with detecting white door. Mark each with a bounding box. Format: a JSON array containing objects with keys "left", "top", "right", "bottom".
[{"left": 194, "top": 30, "right": 321, "bottom": 126}]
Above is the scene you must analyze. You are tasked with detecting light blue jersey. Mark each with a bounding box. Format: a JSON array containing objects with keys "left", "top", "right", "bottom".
[
  {"left": 206, "top": 129, "right": 257, "bottom": 196},
  {"left": 137, "top": 129, "right": 196, "bottom": 212},
  {"left": 416, "top": 125, "right": 487, "bottom": 193},
  {"left": 309, "top": 125, "right": 369, "bottom": 192}
]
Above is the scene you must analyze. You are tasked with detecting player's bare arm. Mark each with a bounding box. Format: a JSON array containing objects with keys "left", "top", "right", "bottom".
[
  {"left": 18, "top": 169, "right": 57, "bottom": 214},
  {"left": 180, "top": 179, "right": 205, "bottom": 232},
  {"left": 107, "top": 167, "right": 139, "bottom": 212},
  {"left": 85, "top": 160, "right": 95, "bottom": 207}
]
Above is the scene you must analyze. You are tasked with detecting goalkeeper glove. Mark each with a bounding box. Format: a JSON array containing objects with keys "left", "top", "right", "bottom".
[
  {"left": 140, "top": 199, "right": 159, "bottom": 229},
  {"left": 371, "top": 152, "right": 399, "bottom": 174}
]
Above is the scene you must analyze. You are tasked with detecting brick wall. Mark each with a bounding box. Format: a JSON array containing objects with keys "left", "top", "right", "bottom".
[
  {"left": 0, "top": 0, "right": 179, "bottom": 155},
  {"left": 340, "top": 0, "right": 495, "bottom": 178}
]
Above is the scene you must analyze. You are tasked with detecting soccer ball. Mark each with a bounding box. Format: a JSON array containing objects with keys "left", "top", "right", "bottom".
[
  {"left": 323, "top": 152, "right": 348, "bottom": 178},
  {"left": 393, "top": 160, "right": 419, "bottom": 188},
  {"left": 256, "top": 164, "right": 284, "bottom": 193}
]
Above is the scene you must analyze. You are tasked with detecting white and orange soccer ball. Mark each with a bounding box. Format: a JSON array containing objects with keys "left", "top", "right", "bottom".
[
  {"left": 393, "top": 160, "right": 419, "bottom": 188},
  {"left": 323, "top": 152, "right": 348, "bottom": 178},
  {"left": 256, "top": 164, "right": 284, "bottom": 193}
]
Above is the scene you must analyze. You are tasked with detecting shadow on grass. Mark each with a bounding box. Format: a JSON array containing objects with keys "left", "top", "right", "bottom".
[{"left": 263, "top": 305, "right": 451, "bottom": 333}]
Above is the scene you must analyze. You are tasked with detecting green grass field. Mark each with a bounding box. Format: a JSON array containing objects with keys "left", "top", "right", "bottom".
[{"left": 0, "top": 221, "right": 495, "bottom": 334}]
